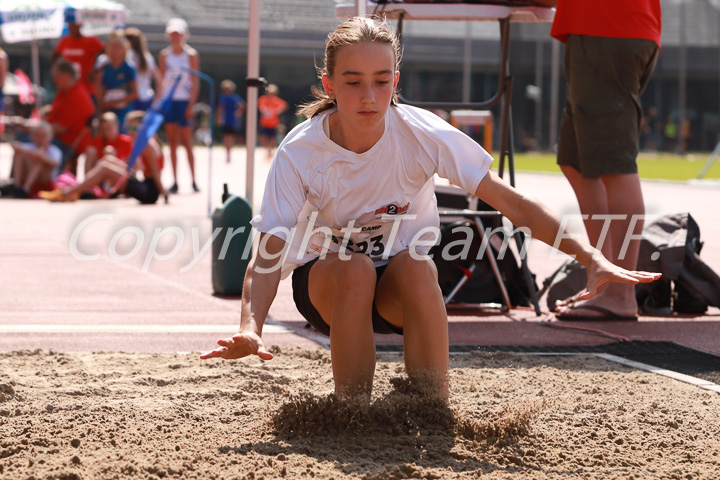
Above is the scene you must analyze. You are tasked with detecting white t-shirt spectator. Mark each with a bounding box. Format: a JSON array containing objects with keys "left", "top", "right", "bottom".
[
  {"left": 129, "top": 51, "right": 157, "bottom": 103},
  {"left": 22, "top": 142, "right": 63, "bottom": 179}
]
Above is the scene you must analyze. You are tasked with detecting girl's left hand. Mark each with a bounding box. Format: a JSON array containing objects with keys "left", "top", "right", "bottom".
[{"left": 575, "top": 252, "right": 661, "bottom": 302}]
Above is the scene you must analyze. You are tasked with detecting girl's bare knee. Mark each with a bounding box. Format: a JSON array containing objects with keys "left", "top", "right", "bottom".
[{"left": 333, "top": 254, "right": 376, "bottom": 290}]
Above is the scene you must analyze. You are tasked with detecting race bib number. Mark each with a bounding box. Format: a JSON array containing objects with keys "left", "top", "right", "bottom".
[{"left": 305, "top": 222, "right": 396, "bottom": 260}]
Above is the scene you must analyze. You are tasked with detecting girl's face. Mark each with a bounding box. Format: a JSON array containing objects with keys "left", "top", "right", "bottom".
[
  {"left": 109, "top": 40, "right": 126, "bottom": 62},
  {"left": 100, "top": 120, "right": 119, "bottom": 140},
  {"left": 167, "top": 31, "right": 185, "bottom": 48},
  {"left": 126, "top": 120, "right": 140, "bottom": 139},
  {"left": 322, "top": 41, "right": 399, "bottom": 141}
]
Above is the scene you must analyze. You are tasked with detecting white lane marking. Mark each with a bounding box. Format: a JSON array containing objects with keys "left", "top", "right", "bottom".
[{"left": 0, "top": 324, "right": 292, "bottom": 334}]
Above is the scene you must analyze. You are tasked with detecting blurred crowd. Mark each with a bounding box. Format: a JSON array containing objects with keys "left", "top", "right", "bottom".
[
  {"left": 640, "top": 106, "right": 693, "bottom": 154},
  {"left": 0, "top": 18, "right": 258, "bottom": 204}
]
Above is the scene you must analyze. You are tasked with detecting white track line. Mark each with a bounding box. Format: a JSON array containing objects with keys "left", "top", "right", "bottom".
[
  {"left": 0, "top": 324, "right": 292, "bottom": 334},
  {"left": 507, "top": 352, "right": 720, "bottom": 395},
  {"left": 594, "top": 353, "right": 720, "bottom": 394}
]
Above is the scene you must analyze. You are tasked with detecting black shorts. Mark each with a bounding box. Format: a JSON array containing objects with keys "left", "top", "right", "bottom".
[
  {"left": 291, "top": 257, "right": 403, "bottom": 336},
  {"left": 125, "top": 177, "right": 160, "bottom": 204},
  {"left": 221, "top": 125, "right": 237, "bottom": 135}
]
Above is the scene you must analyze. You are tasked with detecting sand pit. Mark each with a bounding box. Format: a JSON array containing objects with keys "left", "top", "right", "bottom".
[{"left": 1, "top": 348, "right": 719, "bottom": 480}]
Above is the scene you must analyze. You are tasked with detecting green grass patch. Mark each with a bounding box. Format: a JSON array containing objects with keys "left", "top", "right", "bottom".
[{"left": 501, "top": 152, "right": 720, "bottom": 182}]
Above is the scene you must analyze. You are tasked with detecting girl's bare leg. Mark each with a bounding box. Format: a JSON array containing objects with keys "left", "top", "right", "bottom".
[
  {"left": 180, "top": 126, "right": 196, "bottom": 183},
  {"left": 374, "top": 251, "right": 449, "bottom": 400},
  {"left": 165, "top": 123, "right": 179, "bottom": 186},
  {"left": 308, "top": 254, "right": 378, "bottom": 400},
  {"left": 12, "top": 152, "right": 27, "bottom": 187},
  {"left": 64, "top": 157, "right": 126, "bottom": 197}
]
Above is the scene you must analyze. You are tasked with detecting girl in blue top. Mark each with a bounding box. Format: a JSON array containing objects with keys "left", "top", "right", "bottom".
[
  {"left": 216, "top": 79, "right": 245, "bottom": 163},
  {"left": 96, "top": 30, "right": 138, "bottom": 131}
]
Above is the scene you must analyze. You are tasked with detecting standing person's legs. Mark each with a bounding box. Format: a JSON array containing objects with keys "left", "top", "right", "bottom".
[
  {"left": 555, "top": 35, "right": 658, "bottom": 319},
  {"left": 179, "top": 125, "right": 197, "bottom": 189},
  {"left": 559, "top": 167, "right": 645, "bottom": 316},
  {"left": 165, "top": 123, "right": 179, "bottom": 191},
  {"left": 260, "top": 128, "right": 276, "bottom": 160},
  {"left": 223, "top": 133, "right": 234, "bottom": 162}
]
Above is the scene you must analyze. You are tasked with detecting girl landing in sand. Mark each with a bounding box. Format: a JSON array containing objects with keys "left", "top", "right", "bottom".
[{"left": 201, "top": 17, "right": 660, "bottom": 400}]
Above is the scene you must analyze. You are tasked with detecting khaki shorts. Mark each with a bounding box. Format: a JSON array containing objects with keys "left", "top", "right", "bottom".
[{"left": 557, "top": 35, "right": 659, "bottom": 178}]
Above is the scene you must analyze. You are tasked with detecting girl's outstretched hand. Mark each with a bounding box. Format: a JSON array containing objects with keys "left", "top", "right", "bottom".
[
  {"left": 574, "top": 252, "right": 661, "bottom": 302},
  {"left": 200, "top": 331, "right": 274, "bottom": 361}
]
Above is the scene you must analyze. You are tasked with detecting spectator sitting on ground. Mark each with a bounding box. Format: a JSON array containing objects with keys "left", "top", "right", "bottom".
[
  {"left": 46, "top": 59, "right": 95, "bottom": 175},
  {"left": 6, "top": 122, "right": 62, "bottom": 198},
  {"left": 40, "top": 110, "right": 167, "bottom": 204},
  {"left": 84, "top": 112, "right": 133, "bottom": 176}
]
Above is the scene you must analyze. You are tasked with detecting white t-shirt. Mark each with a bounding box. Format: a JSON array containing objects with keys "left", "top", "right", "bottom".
[
  {"left": 22, "top": 142, "right": 63, "bottom": 179},
  {"left": 129, "top": 51, "right": 157, "bottom": 102},
  {"left": 250, "top": 104, "right": 494, "bottom": 278},
  {"left": 161, "top": 47, "right": 192, "bottom": 101}
]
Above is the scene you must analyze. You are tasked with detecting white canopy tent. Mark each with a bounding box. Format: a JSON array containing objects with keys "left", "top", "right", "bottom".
[{"left": 0, "top": 0, "right": 129, "bottom": 108}]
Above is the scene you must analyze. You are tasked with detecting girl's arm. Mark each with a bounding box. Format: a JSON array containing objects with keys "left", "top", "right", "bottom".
[
  {"left": 200, "top": 233, "right": 286, "bottom": 361},
  {"left": 155, "top": 50, "right": 167, "bottom": 100},
  {"left": 125, "top": 79, "right": 138, "bottom": 104},
  {"left": 0, "top": 50, "right": 7, "bottom": 89},
  {"left": 96, "top": 79, "right": 107, "bottom": 112},
  {"left": 184, "top": 50, "right": 200, "bottom": 121},
  {"left": 474, "top": 171, "right": 660, "bottom": 298}
]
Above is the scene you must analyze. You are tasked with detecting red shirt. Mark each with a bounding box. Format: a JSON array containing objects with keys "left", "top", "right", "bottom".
[
  {"left": 550, "top": 0, "right": 662, "bottom": 47},
  {"left": 55, "top": 35, "right": 105, "bottom": 94},
  {"left": 258, "top": 95, "right": 287, "bottom": 129},
  {"left": 90, "top": 134, "right": 133, "bottom": 162},
  {"left": 47, "top": 82, "right": 95, "bottom": 153}
]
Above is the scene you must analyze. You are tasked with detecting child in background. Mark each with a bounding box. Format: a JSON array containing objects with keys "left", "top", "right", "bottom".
[
  {"left": 216, "top": 80, "right": 245, "bottom": 163},
  {"left": 52, "top": 22, "right": 105, "bottom": 100},
  {"left": 83, "top": 112, "right": 133, "bottom": 175},
  {"left": 158, "top": 18, "right": 200, "bottom": 194},
  {"left": 9, "top": 122, "right": 62, "bottom": 198},
  {"left": 40, "top": 111, "right": 167, "bottom": 205},
  {"left": 258, "top": 83, "right": 287, "bottom": 161},
  {"left": 96, "top": 30, "right": 137, "bottom": 131},
  {"left": 125, "top": 27, "right": 162, "bottom": 111}
]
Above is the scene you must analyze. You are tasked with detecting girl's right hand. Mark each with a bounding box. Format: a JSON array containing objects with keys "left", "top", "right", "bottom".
[{"left": 199, "top": 331, "right": 273, "bottom": 361}]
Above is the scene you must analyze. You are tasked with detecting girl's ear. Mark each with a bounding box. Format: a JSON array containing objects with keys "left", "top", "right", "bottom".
[
  {"left": 393, "top": 70, "right": 400, "bottom": 90},
  {"left": 321, "top": 74, "right": 334, "bottom": 99}
]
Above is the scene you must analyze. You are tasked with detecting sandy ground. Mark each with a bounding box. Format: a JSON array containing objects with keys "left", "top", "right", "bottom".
[{"left": 1, "top": 349, "right": 719, "bottom": 480}]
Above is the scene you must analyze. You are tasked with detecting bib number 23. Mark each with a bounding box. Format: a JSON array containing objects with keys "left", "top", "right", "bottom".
[{"left": 332, "top": 234, "right": 385, "bottom": 257}]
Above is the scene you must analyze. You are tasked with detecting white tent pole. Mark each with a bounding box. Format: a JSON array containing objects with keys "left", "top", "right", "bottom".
[
  {"left": 245, "top": 0, "right": 260, "bottom": 207},
  {"left": 356, "top": 0, "right": 366, "bottom": 17}
]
